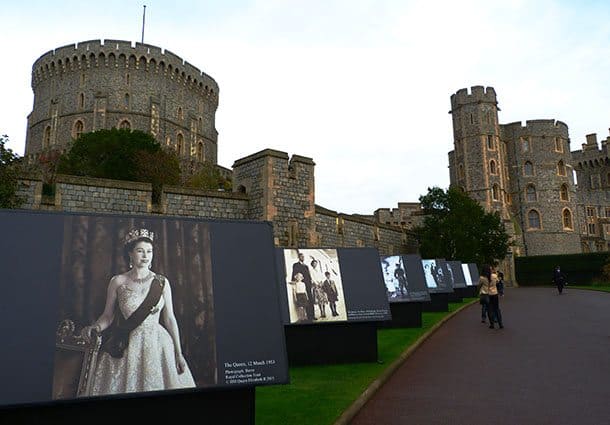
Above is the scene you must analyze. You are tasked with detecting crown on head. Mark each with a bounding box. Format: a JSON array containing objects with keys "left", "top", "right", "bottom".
[{"left": 124, "top": 228, "right": 155, "bottom": 245}]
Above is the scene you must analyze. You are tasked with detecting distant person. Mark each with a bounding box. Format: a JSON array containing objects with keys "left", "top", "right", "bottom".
[
  {"left": 552, "top": 265, "right": 566, "bottom": 294},
  {"left": 497, "top": 270, "right": 505, "bottom": 297}
]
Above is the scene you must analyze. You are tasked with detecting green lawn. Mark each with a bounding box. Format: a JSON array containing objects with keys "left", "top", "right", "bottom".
[
  {"left": 255, "top": 298, "right": 477, "bottom": 425},
  {"left": 568, "top": 285, "right": 610, "bottom": 293}
]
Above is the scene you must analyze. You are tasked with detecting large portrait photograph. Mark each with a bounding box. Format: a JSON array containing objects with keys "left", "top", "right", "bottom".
[
  {"left": 52, "top": 215, "right": 217, "bottom": 400},
  {"left": 421, "top": 259, "right": 439, "bottom": 289},
  {"left": 380, "top": 255, "right": 410, "bottom": 301},
  {"left": 283, "top": 249, "right": 347, "bottom": 324}
]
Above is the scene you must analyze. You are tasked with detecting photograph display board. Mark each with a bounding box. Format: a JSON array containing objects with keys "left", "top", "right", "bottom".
[
  {"left": 421, "top": 259, "right": 454, "bottom": 293},
  {"left": 0, "top": 210, "right": 289, "bottom": 408},
  {"left": 278, "top": 248, "right": 391, "bottom": 324},
  {"left": 467, "top": 263, "right": 480, "bottom": 285},
  {"left": 380, "top": 254, "right": 431, "bottom": 302},
  {"left": 462, "top": 263, "right": 474, "bottom": 286},
  {"left": 447, "top": 261, "right": 467, "bottom": 289}
]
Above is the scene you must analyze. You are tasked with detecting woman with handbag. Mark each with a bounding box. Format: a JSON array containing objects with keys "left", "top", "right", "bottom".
[
  {"left": 478, "top": 264, "right": 503, "bottom": 329},
  {"left": 81, "top": 228, "right": 196, "bottom": 395}
]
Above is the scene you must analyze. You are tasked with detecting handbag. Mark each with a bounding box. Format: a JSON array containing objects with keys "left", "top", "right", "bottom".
[{"left": 100, "top": 275, "right": 165, "bottom": 358}]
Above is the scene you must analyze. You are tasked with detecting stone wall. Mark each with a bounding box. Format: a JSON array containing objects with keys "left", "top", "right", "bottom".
[{"left": 163, "top": 185, "right": 248, "bottom": 219}]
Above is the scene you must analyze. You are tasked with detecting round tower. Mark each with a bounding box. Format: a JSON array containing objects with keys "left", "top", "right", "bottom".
[
  {"left": 25, "top": 39, "right": 219, "bottom": 166},
  {"left": 449, "top": 86, "right": 507, "bottom": 217},
  {"left": 502, "top": 120, "right": 581, "bottom": 255}
]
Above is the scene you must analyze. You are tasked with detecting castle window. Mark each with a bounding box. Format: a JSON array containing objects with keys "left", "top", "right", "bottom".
[
  {"left": 605, "top": 207, "right": 610, "bottom": 218},
  {"left": 177, "top": 107, "right": 183, "bottom": 121},
  {"left": 80, "top": 73, "right": 86, "bottom": 86},
  {"left": 489, "top": 160, "right": 497, "bottom": 175},
  {"left": 79, "top": 93, "right": 84, "bottom": 109},
  {"left": 119, "top": 120, "right": 131, "bottom": 130},
  {"left": 522, "top": 138, "right": 530, "bottom": 152},
  {"left": 125, "top": 73, "right": 130, "bottom": 85},
  {"left": 524, "top": 161, "right": 534, "bottom": 176},
  {"left": 492, "top": 184, "right": 499, "bottom": 201},
  {"left": 43, "top": 126, "right": 51, "bottom": 148},
  {"left": 198, "top": 117, "right": 203, "bottom": 132},
  {"left": 527, "top": 210, "right": 541, "bottom": 229},
  {"left": 486, "top": 135, "right": 495, "bottom": 150},
  {"left": 557, "top": 160, "right": 566, "bottom": 176},
  {"left": 554, "top": 137, "right": 563, "bottom": 152},
  {"left": 124, "top": 93, "right": 130, "bottom": 109},
  {"left": 470, "top": 113, "right": 474, "bottom": 125},
  {"left": 588, "top": 223, "right": 597, "bottom": 235},
  {"left": 591, "top": 174, "right": 601, "bottom": 189},
  {"left": 560, "top": 184, "right": 569, "bottom": 201},
  {"left": 526, "top": 184, "right": 537, "bottom": 202},
  {"left": 458, "top": 164, "right": 465, "bottom": 180},
  {"left": 505, "top": 192, "right": 512, "bottom": 204},
  {"left": 562, "top": 209, "right": 573, "bottom": 230},
  {"left": 165, "top": 136, "right": 171, "bottom": 146},
  {"left": 586, "top": 206, "right": 596, "bottom": 235},
  {"left": 177, "top": 133, "right": 184, "bottom": 156},
  {"left": 72, "top": 120, "right": 84, "bottom": 139},
  {"left": 197, "top": 142, "right": 204, "bottom": 161}
]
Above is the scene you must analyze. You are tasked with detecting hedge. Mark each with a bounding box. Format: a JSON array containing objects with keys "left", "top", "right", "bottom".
[{"left": 515, "top": 252, "right": 610, "bottom": 286}]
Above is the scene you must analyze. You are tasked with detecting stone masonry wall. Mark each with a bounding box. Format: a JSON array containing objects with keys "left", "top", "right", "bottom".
[{"left": 163, "top": 186, "right": 248, "bottom": 219}]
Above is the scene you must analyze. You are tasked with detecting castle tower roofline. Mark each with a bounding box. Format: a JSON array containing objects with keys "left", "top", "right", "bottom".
[
  {"left": 501, "top": 119, "right": 568, "bottom": 135},
  {"left": 450, "top": 85, "right": 497, "bottom": 111},
  {"left": 32, "top": 39, "right": 218, "bottom": 92}
]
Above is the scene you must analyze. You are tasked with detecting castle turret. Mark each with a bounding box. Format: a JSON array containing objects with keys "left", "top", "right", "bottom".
[{"left": 449, "top": 86, "right": 508, "bottom": 217}]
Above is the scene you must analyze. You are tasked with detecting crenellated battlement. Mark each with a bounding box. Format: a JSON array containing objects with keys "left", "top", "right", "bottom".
[
  {"left": 501, "top": 119, "right": 569, "bottom": 136},
  {"left": 450, "top": 85, "right": 497, "bottom": 110},
  {"left": 31, "top": 39, "right": 218, "bottom": 99}
]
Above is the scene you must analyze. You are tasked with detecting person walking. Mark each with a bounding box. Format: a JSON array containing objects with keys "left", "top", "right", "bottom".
[
  {"left": 478, "top": 264, "right": 503, "bottom": 329},
  {"left": 552, "top": 265, "right": 566, "bottom": 294}
]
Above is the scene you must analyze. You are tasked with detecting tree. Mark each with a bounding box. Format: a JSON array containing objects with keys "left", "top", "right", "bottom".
[
  {"left": 184, "top": 161, "right": 232, "bottom": 191},
  {"left": 0, "top": 134, "right": 23, "bottom": 208},
  {"left": 57, "top": 128, "right": 181, "bottom": 202},
  {"left": 414, "top": 186, "right": 510, "bottom": 266}
]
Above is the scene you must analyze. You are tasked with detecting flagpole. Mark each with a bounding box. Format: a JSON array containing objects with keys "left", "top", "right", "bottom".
[{"left": 141, "top": 5, "right": 146, "bottom": 44}]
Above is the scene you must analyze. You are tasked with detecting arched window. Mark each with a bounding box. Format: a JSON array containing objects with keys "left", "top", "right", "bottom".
[
  {"left": 489, "top": 160, "right": 497, "bottom": 175},
  {"left": 526, "top": 184, "right": 537, "bottom": 202},
  {"left": 177, "top": 107, "right": 183, "bottom": 121},
  {"left": 198, "top": 117, "right": 203, "bottom": 132},
  {"left": 119, "top": 120, "right": 131, "bottom": 130},
  {"left": 79, "top": 93, "right": 84, "bottom": 109},
  {"left": 124, "top": 93, "right": 130, "bottom": 109},
  {"left": 492, "top": 184, "right": 499, "bottom": 201},
  {"left": 43, "top": 126, "right": 51, "bottom": 148},
  {"left": 560, "top": 184, "right": 569, "bottom": 201},
  {"left": 562, "top": 209, "right": 573, "bottom": 230},
  {"left": 197, "top": 142, "right": 204, "bottom": 161},
  {"left": 72, "top": 120, "right": 84, "bottom": 139},
  {"left": 524, "top": 161, "right": 534, "bottom": 176},
  {"left": 177, "top": 133, "right": 184, "bottom": 156},
  {"left": 557, "top": 160, "right": 566, "bottom": 176},
  {"left": 528, "top": 210, "right": 541, "bottom": 229}
]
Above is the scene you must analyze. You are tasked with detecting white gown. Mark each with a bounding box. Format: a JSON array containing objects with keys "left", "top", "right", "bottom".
[{"left": 91, "top": 279, "right": 196, "bottom": 395}]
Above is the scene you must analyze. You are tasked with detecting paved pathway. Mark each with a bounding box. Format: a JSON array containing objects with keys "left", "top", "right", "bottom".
[{"left": 350, "top": 287, "right": 610, "bottom": 425}]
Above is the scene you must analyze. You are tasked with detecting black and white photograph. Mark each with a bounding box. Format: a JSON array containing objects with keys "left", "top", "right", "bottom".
[
  {"left": 467, "top": 263, "right": 480, "bottom": 286},
  {"left": 380, "top": 255, "right": 410, "bottom": 300},
  {"left": 421, "top": 259, "right": 439, "bottom": 289},
  {"left": 462, "top": 263, "right": 474, "bottom": 286},
  {"left": 283, "top": 249, "right": 347, "bottom": 324},
  {"left": 53, "top": 215, "right": 217, "bottom": 399},
  {"left": 447, "top": 260, "right": 467, "bottom": 289}
]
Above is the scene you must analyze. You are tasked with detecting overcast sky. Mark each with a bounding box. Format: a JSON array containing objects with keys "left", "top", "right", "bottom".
[{"left": 1, "top": 0, "right": 609, "bottom": 214}]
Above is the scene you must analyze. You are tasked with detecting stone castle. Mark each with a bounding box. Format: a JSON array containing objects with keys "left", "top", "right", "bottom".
[
  {"left": 20, "top": 41, "right": 610, "bottom": 266},
  {"left": 447, "top": 86, "right": 610, "bottom": 256},
  {"left": 19, "top": 40, "right": 413, "bottom": 256}
]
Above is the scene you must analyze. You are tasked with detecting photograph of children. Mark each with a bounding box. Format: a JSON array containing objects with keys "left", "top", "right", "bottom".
[
  {"left": 283, "top": 249, "right": 347, "bottom": 324},
  {"left": 380, "top": 255, "right": 409, "bottom": 300},
  {"left": 52, "top": 215, "right": 217, "bottom": 400},
  {"left": 421, "top": 259, "right": 438, "bottom": 289}
]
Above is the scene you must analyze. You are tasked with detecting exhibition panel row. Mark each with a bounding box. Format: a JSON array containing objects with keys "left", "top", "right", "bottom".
[{"left": 0, "top": 209, "right": 479, "bottom": 411}]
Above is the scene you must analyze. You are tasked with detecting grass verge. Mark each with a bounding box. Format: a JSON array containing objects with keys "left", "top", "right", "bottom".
[
  {"left": 255, "top": 298, "right": 477, "bottom": 425},
  {"left": 568, "top": 285, "right": 610, "bottom": 293}
]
